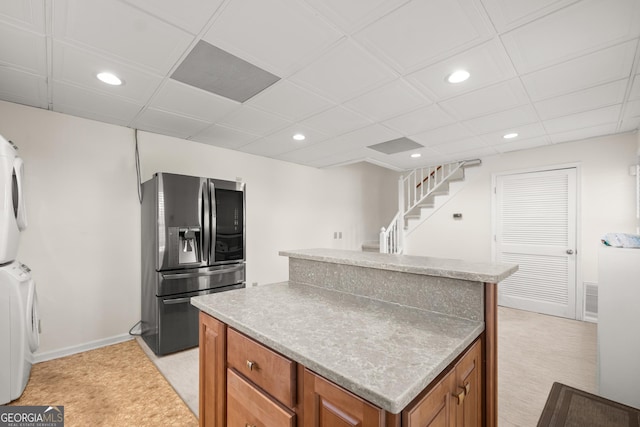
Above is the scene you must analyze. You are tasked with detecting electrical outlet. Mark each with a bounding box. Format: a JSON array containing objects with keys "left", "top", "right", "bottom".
[
  {"left": 252, "top": 282, "right": 258, "bottom": 287},
  {"left": 333, "top": 232, "right": 337, "bottom": 239},
  {"left": 338, "top": 231, "right": 342, "bottom": 239}
]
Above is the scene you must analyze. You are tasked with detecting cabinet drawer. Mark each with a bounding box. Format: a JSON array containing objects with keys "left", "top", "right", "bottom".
[
  {"left": 227, "top": 369, "right": 295, "bottom": 427},
  {"left": 227, "top": 328, "right": 296, "bottom": 408}
]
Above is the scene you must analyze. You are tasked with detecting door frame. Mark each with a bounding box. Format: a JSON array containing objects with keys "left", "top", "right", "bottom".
[{"left": 491, "top": 162, "right": 583, "bottom": 320}]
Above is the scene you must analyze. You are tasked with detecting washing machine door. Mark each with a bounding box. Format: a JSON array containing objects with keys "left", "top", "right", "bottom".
[
  {"left": 26, "top": 279, "right": 39, "bottom": 352},
  {"left": 13, "top": 156, "right": 27, "bottom": 231}
]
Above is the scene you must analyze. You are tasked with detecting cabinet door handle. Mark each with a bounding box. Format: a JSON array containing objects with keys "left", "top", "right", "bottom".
[
  {"left": 454, "top": 388, "right": 466, "bottom": 405},
  {"left": 464, "top": 382, "right": 470, "bottom": 395},
  {"left": 245, "top": 424, "right": 256, "bottom": 427},
  {"left": 246, "top": 360, "right": 257, "bottom": 371}
]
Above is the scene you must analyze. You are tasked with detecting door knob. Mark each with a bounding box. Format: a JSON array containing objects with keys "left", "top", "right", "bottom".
[{"left": 566, "top": 249, "right": 574, "bottom": 255}]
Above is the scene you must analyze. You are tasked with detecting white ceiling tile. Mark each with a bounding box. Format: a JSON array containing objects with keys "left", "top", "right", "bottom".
[
  {"left": 494, "top": 136, "right": 550, "bottom": 153},
  {"left": 628, "top": 74, "right": 640, "bottom": 100},
  {"left": 190, "top": 124, "right": 260, "bottom": 149},
  {"left": 290, "top": 39, "right": 397, "bottom": 103},
  {"left": 217, "top": 105, "right": 291, "bottom": 136},
  {"left": 463, "top": 104, "right": 538, "bottom": 134},
  {"left": 521, "top": 41, "right": 637, "bottom": 102},
  {"left": 354, "top": 0, "right": 493, "bottom": 73},
  {"left": 548, "top": 123, "right": 617, "bottom": 144},
  {"left": 53, "top": 0, "right": 193, "bottom": 74},
  {"left": 623, "top": 100, "right": 640, "bottom": 119},
  {"left": 383, "top": 105, "right": 455, "bottom": 135},
  {"left": 431, "top": 137, "right": 487, "bottom": 155},
  {"left": 151, "top": 79, "right": 239, "bottom": 122},
  {"left": 303, "top": 0, "right": 409, "bottom": 33},
  {"left": 0, "top": 0, "right": 45, "bottom": 33},
  {"left": 406, "top": 39, "right": 516, "bottom": 101},
  {"left": 344, "top": 79, "right": 429, "bottom": 121},
  {"left": 502, "top": 0, "right": 640, "bottom": 74},
  {"left": 52, "top": 81, "right": 143, "bottom": 126},
  {"left": 439, "top": 79, "right": 529, "bottom": 120},
  {"left": 480, "top": 0, "right": 577, "bottom": 32},
  {"left": 247, "top": 79, "right": 334, "bottom": 121},
  {"left": 0, "top": 66, "right": 47, "bottom": 109},
  {"left": 619, "top": 117, "right": 640, "bottom": 133},
  {"left": 534, "top": 79, "right": 628, "bottom": 121},
  {"left": 203, "top": 0, "right": 343, "bottom": 76},
  {"left": 480, "top": 122, "right": 546, "bottom": 145},
  {"left": 300, "top": 106, "right": 372, "bottom": 137},
  {"left": 0, "top": 24, "right": 46, "bottom": 75},
  {"left": 543, "top": 104, "right": 621, "bottom": 134},
  {"left": 301, "top": 148, "right": 372, "bottom": 168},
  {"left": 376, "top": 146, "right": 443, "bottom": 169},
  {"left": 411, "top": 123, "right": 475, "bottom": 147},
  {"left": 52, "top": 42, "right": 164, "bottom": 104},
  {"left": 121, "top": 0, "right": 224, "bottom": 34},
  {"left": 239, "top": 124, "right": 328, "bottom": 157},
  {"left": 132, "top": 107, "right": 212, "bottom": 139},
  {"left": 449, "top": 145, "right": 499, "bottom": 159}
]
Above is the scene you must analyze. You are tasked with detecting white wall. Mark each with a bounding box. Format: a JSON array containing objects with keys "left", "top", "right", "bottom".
[
  {"left": 404, "top": 132, "right": 638, "bottom": 286},
  {"left": 0, "top": 100, "right": 397, "bottom": 358}
]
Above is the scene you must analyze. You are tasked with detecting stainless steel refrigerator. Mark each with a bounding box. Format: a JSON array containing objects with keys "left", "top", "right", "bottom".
[{"left": 141, "top": 172, "right": 245, "bottom": 355}]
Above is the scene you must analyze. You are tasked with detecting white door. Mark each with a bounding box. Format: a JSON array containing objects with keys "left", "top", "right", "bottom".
[{"left": 495, "top": 168, "right": 577, "bottom": 319}]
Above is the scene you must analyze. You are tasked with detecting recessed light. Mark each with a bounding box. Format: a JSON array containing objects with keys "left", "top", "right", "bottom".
[
  {"left": 446, "top": 70, "right": 470, "bottom": 84},
  {"left": 292, "top": 133, "right": 306, "bottom": 141},
  {"left": 503, "top": 133, "right": 518, "bottom": 139},
  {"left": 411, "top": 153, "right": 421, "bottom": 158},
  {"left": 97, "top": 72, "right": 122, "bottom": 86}
]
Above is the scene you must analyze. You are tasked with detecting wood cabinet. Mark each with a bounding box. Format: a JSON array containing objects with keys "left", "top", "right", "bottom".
[
  {"left": 199, "top": 312, "right": 226, "bottom": 427},
  {"left": 199, "top": 312, "right": 484, "bottom": 427},
  {"left": 303, "top": 368, "right": 385, "bottom": 427},
  {"left": 227, "top": 368, "right": 295, "bottom": 427},
  {"left": 402, "top": 340, "right": 482, "bottom": 427}
]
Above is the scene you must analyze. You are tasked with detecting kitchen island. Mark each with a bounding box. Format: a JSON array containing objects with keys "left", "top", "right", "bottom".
[{"left": 192, "top": 249, "right": 517, "bottom": 427}]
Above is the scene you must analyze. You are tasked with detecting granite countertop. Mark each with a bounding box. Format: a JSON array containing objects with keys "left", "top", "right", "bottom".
[
  {"left": 191, "top": 282, "right": 484, "bottom": 414},
  {"left": 280, "top": 248, "right": 518, "bottom": 283}
]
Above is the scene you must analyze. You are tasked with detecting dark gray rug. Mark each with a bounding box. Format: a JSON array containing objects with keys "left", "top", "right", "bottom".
[{"left": 538, "top": 382, "right": 640, "bottom": 427}]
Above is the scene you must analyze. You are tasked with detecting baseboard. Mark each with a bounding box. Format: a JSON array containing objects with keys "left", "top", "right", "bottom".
[{"left": 33, "top": 333, "right": 134, "bottom": 363}]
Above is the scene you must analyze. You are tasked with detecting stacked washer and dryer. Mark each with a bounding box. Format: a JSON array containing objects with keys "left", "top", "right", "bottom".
[{"left": 0, "top": 134, "right": 39, "bottom": 405}]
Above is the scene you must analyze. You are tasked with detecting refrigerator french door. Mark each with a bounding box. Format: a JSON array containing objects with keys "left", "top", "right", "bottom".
[{"left": 141, "top": 172, "right": 245, "bottom": 355}]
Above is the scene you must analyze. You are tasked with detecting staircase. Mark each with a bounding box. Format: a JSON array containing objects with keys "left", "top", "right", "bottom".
[{"left": 371, "top": 159, "right": 481, "bottom": 254}]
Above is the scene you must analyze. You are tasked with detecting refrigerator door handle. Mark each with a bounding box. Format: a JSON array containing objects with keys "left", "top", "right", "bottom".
[
  {"left": 162, "top": 297, "right": 191, "bottom": 305},
  {"left": 201, "top": 178, "right": 210, "bottom": 265},
  {"left": 209, "top": 180, "right": 217, "bottom": 264},
  {"left": 161, "top": 265, "right": 244, "bottom": 280}
]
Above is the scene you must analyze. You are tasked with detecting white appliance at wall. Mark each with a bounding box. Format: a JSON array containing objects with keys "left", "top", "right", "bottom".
[
  {"left": 597, "top": 245, "right": 640, "bottom": 409},
  {"left": 0, "top": 134, "right": 39, "bottom": 405},
  {"left": 0, "top": 134, "right": 27, "bottom": 263}
]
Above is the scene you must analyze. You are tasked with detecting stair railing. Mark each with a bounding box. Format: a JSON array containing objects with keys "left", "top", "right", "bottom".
[
  {"left": 403, "top": 161, "right": 466, "bottom": 215},
  {"left": 380, "top": 160, "right": 480, "bottom": 254},
  {"left": 379, "top": 211, "right": 401, "bottom": 254}
]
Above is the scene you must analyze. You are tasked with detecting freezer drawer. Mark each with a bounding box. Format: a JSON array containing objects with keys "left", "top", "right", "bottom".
[
  {"left": 157, "top": 263, "right": 245, "bottom": 296},
  {"left": 143, "top": 284, "right": 244, "bottom": 356}
]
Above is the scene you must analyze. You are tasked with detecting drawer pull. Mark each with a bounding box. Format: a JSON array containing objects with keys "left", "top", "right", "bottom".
[
  {"left": 246, "top": 360, "right": 257, "bottom": 371},
  {"left": 245, "top": 424, "right": 256, "bottom": 427},
  {"left": 454, "top": 388, "right": 466, "bottom": 405}
]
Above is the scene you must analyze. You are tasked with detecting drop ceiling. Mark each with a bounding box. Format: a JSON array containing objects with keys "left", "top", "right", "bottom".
[{"left": 1, "top": 0, "right": 640, "bottom": 171}]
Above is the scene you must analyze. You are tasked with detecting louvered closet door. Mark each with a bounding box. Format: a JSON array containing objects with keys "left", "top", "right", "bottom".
[{"left": 495, "top": 168, "right": 577, "bottom": 319}]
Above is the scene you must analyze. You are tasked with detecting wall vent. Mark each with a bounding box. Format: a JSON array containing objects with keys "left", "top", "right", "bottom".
[{"left": 583, "top": 282, "right": 598, "bottom": 323}]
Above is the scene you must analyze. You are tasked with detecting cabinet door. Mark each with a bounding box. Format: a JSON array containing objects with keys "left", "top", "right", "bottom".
[
  {"left": 227, "top": 369, "right": 295, "bottom": 427},
  {"left": 199, "top": 312, "right": 226, "bottom": 427},
  {"left": 454, "top": 340, "right": 482, "bottom": 427},
  {"left": 403, "top": 370, "right": 455, "bottom": 427},
  {"left": 303, "top": 369, "right": 384, "bottom": 427}
]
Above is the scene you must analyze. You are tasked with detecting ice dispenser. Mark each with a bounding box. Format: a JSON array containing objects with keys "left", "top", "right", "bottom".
[{"left": 168, "top": 226, "right": 202, "bottom": 265}]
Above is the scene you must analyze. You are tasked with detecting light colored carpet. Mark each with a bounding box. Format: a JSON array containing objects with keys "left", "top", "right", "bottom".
[
  {"left": 498, "top": 307, "right": 597, "bottom": 427},
  {"left": 8, "top": 339, "right": 198, "bottom": 427}
]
